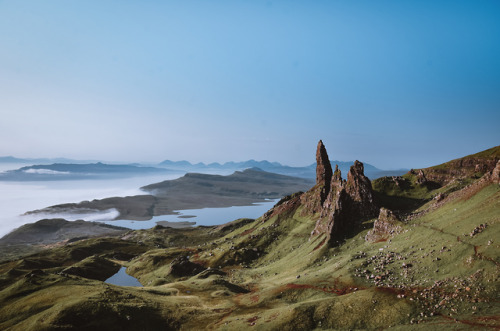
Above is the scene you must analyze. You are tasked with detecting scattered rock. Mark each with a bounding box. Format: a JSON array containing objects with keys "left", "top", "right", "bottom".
[
  {"left": 469, "top": 224, "right": 487, "bottom": 237},
  {"left": 434, "top": 193, "right": 446, "bottom": 202}
]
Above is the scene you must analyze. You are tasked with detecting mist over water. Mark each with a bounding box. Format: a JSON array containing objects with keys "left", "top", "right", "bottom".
[
  {"left": 0, "top": 172, "right": 182, "bottom": 237},
  {"left": 0, "top": 167, "right": 274, "bottom": 238}
]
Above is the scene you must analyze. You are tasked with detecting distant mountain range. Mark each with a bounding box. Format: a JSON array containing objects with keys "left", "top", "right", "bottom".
[
  {"left": 158, "top": 159, "right": 407, "bottom": 179},
  {"left": 0, "top": 157, "right": 408, "bottom": 181}
]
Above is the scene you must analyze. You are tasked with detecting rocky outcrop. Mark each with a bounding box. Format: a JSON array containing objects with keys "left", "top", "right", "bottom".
[
  {"left": 346, "top": 161, "right": 378, "bottom": 218},
  {"left": 414, "top": 146, "right": 500, "bottom": 185},
  {"left": 468, "top": 159, "right": 500, "bottom": 187},
  {"left": 414, "top": 169, "right": 428, "bottom": 185},
  {"left": 466, "top": 159, "right": 500, "bottom": 187},
  {"left": 170, "top": 256, "right": 206, "bottom": 277},
  {"left": 305, "top": 141, "right": 378, "bottom": 245},
  {"left": 365, "top": 208, "right": 403, "bottom": 242},
  {"left": 491, "top": 160, "right": 500, "bottom": 184},
  {"left": 300, "top": 141, "right": 334, "bottom": 215},
  {"left": 316, "top": 140, "right": 333, "bottom": 191}
]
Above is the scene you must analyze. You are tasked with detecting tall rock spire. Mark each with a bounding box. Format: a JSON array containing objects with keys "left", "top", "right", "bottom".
[
  {"left": 311, "top": 158, "right": 378, "bottom": 245},
  {"left": 300, "top": 140, "right": 333, "bottom": 215},
  {"left": 316, "top": 140, "right": 333, "bottom": 187},
  {"left": 303, "top": 141, "right": 378, "bottom": 243},
  {"left": 346, "top": 160, "right": 376, "bottom": 217}
]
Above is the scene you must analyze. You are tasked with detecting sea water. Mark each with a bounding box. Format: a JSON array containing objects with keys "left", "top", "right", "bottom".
[
  {"left": 102, "top": 199, "right": 278, "bottom": 230},
  {"left": 0, "top": 167, "right": 278, "bottom": 237},
  {"left": 0, "top": 171, "right": 180, "bottom": 237}
]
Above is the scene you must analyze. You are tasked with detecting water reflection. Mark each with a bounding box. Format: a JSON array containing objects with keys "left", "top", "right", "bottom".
[
  {"left": 103, "top": 199, "right": 278, "bottom": 230},
  {"left": 105, "top": 267, "right": 142, "bottom": 287}
]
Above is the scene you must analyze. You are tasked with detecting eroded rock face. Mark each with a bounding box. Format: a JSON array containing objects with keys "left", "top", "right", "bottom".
[
  {"left": 416, "top": 170, "right": 428, "bottom": 185},
  {"left": 365, "top": 208, "right": 402, "bottom": 242},
  {"left": 418, "top": 157, "right": 499, "bottom": 185},
  {"left": 316, "top": 140, "right": 333, "bottom": 189},
  {"left": 346, "top": 160, "right": 377, "bottom": 218},
  {"left": 491, "top": 161, "right": 500, "bottom": 184},
  {"left": 306, "top": 142, "right": 378, "bottom": 245},
  {"left": 300, "top": 140, "right": 334, "bottom": 215}
]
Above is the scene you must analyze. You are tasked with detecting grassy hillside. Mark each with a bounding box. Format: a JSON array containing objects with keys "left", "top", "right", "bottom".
[{"left": 0, "top": 149, "right": 498, "bottom": 330}]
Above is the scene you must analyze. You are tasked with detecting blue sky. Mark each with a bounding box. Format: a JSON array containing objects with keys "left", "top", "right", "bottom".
[{"left": 0, "top": 1, "right": 499, "bottom": 169}]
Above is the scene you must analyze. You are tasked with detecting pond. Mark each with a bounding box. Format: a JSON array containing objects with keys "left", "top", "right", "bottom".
[{"left": 105, "top": 266, "right": 143, "bottom": 287}]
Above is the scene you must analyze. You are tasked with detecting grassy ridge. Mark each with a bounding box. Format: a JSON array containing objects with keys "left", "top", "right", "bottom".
[{"left": 0, "top": 153, "right": 499, "bottom": 329}]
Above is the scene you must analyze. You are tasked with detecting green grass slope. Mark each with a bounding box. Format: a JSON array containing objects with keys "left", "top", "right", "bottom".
[{"left": 0, "top": 153, "right": 498, "bottom": 330}]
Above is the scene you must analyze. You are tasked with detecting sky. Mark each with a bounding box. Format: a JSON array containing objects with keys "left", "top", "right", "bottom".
[{"left": 0, "top": 1, "right": 499, "bottom": 169}]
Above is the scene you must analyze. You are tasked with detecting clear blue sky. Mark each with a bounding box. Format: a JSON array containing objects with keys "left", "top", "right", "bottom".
[{"left": 1, "top": 1, "right": 499, "bottom": 169}]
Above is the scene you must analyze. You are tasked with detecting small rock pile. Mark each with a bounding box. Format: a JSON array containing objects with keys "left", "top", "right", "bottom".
[{"left": 469, "top": 223, "right": 487, "bottom": 237}]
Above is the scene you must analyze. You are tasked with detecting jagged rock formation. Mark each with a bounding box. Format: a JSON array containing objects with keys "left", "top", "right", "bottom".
[
  {"left": 304, "top": 141, "right": 378, "bottom": 245},
  {"left": 300, "top": 141, "right": 335, "bottom": 215},
  {"left": 316, "top": 140, "right": 333, "bottom": 201},
  {"left": 346, "top": 160, "right": 377, "bottom": 217},
  {"left": 412, "top": 169, "right": 428, "bottom": 185},
  {"left": 365, "top": 208, "right": 403, "bottom": 242}
]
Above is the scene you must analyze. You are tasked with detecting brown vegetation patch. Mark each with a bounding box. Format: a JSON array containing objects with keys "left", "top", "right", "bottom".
[
  {"left": 284, "top": 280, "right": 362, "bottom": 296},
  {"left": 312, "top": 237, "right": 327, "bottom": 251},
  {"left": 240, "top": 228, "right": 256, "bottom": 236},
  {"left": 439, "top": 314, "right": 500, "bottom": 329},
  {"left": 247, "top": 315, "right": 260, "bottom": 326}
]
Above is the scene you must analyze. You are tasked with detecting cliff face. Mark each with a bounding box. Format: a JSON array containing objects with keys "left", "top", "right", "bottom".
[
  {"left": 345, "top": 160, "right": 377, "bottom": 217},
  {"left": 301, "top": 141, "right": 378, "bottom": 245},
  {"left": 413, "top": 145, "right": 500, "bottom": 185},
  {"left": 316, "top": 140, "right": 333, "bottom": 203},
  {"left": 490, "top": 160, "right": 500, "bottom": 184}
]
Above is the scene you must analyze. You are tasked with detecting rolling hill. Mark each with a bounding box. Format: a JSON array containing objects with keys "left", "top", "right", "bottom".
[{"left": 0, "top": 142, "right": 498, "bottom": 330}]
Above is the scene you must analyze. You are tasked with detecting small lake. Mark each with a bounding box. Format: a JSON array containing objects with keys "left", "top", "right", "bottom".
[
  {"left": 105, "top": 267, "right": 142, "bottom": 287},
  {"left": 102, "top": 199, "right": 278, "bottom": 229}
]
